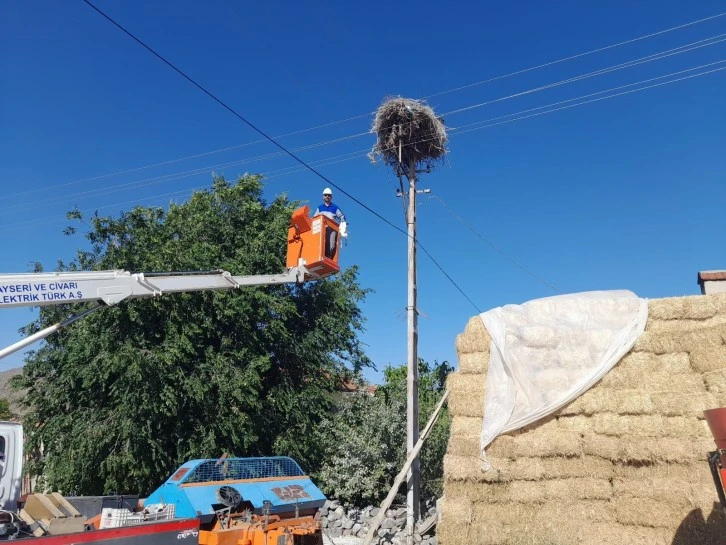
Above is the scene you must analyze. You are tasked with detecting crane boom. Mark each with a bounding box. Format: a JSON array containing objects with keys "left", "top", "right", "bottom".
[
  {"left": 0, "top": 266, "right": 309, "bottom": 309},
  {"left": 0, "top": 204, "right": 344, "bottom": 361},
  {"left": 0, "top": 266, "right": 313, "bottom": 361}
]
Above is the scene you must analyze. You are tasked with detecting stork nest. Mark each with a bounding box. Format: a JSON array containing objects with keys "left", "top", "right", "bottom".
[{"left": 369, "top": 97, "right": 448, "bottom": 177}]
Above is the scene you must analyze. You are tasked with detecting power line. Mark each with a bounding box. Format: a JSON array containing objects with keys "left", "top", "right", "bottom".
[
  {"left": 443, "top": 34, "right": 726, "bottom": 117},
  {"left": 426, "top": 195, "right": 562, "bottom": 294},
  {"left": 6, "top": 113, "right": 373, "bottom": 200},
  {"left": 6, "top": 32, "right": 722, "bottom": 213},
  {"left": 425, "top": 12, "right": 726, "bottom": 99},
  {"left": 5, "top": 54, "right": 721, "bottom": 305},
  {"left": 81, "top": 0, "right": 482, "bottom": 312},
  {"left": 5, "top": 60, "right": 724, "bottom": 233},
  {"left": 8, "top": 10, "right": 723, "bottom": 199},
  {"left": 0, "top": 130, "right": 370, "bottom": 214},
  {"left": 452, "top": 62, "right": 726, "bottom": 135}
]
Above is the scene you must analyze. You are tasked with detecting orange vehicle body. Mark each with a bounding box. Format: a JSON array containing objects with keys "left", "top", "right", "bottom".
[
  {"left": 704, "top": 407, "right": 726, "bottom": 514},
  {"left": 199, "top": 513, "right": 321, "bottom": 545},
  {"left": 286, "top": 206, "right": 340, "bottom": 278}
]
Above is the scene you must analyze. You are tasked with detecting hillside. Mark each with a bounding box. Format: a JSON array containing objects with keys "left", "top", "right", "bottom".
[{"left": 0, "top": 367, "right": 24, "bottom": 418}]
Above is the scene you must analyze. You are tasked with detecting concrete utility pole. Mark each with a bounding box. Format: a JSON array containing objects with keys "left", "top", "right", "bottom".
[
  {"left": 405, "top": 156, "right": 420, "bottom": 545},
  {"left": 369, "top": 97, "right": 447, "bottom": 545}
]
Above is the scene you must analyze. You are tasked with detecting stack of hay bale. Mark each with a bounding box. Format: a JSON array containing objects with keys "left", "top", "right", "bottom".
[{"left": 440, "top": 293, "right": 726, "bottom": 545}]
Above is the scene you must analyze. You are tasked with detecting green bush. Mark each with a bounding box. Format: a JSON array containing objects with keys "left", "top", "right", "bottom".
[{"left": 314, "top": 359, "right": 452, "bottom": 506}]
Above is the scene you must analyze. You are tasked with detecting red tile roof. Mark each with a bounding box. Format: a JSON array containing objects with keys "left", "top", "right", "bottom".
[{"left": 698, "top": 271, "right": 726, "bottom": 282}]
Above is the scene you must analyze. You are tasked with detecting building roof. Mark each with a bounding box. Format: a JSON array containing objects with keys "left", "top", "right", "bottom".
[{"left": 698, "top": 270, "right": 726, "bottom": 283}]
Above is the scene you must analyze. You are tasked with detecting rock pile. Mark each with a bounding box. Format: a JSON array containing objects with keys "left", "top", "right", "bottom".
[{"left": 320, "top": 499, "right": 438, "bottom": 545}]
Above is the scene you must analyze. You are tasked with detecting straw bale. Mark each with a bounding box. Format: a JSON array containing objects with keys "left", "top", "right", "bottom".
[
  {"left": 543, "top": 477, "right": 612, "bottom": 501},
  {"left": 482, "top": 455, "right": 614, "bottom": 481},
  {"left": 612, "top": 462, "right": 718, "bottom": 507},
  {"left": 581, "top": 433, "right": 712, "bottom": 463},
  {"left": 446, "top": 372, "right": 486, "bottom": 417},
  {"left": 471, "top": 499, "right": 615, "bottom": 525},
  {"left": 558, "top": 413, "right": 708, "bottom": 438},
  {"left": 447, "top": 434, "right": 480, "bottom": 458},
  {"left": 633, "top": 325, "right": 726, "bottom": 354},
  {"left": 445, "top": 478, "right": 611, "bottom": 504},
  {"left": 703, "top": 369, "right": 726, "bottom": 394},
  {"left": 578, "top": 523, "right": 673, "bottom": 545},
  {"left": 613, "top": 497, "right": 690, "bottom": 528},
  {"left": 453, "top": 522, "right": 568, "bottom": 545},
  {"left": 462, "top": 520, "right": 673, "bottom": 545},
  {"left": 614, "top": 350, "right": 691, "bottom": 373},
  {"left": 613, "top": 476, "right": 715, "bottom": 509},
  {"left": 650, "top": 392, "right": 719, "bottom": 416},
  {"left": 599, "top": 369, "right": 704, "bottom": 393},
  {"left": 690, "top": 346, "right": 726, "bottom": 373},
  {"left": 442, "top": 480, "right": 531, "bottom": 504},
  {"left": 488, "top": 428, "right": 582, "bottom": 459},
  {"left": 443, "top": 454, "right": 514, "bottom": 484},
  {"left": 614, "top": 460, "right": 710, "bottom": 481},
  {"left": 436, "top": 518, "right": 468, "bottom": 545},
  {"left": 456, "top": 316, "right": 490, "bottom": 354},
  {"left": 648, "top": 293, "right": 726, "bottom": 320},
  {"left": 450, "top": 415, "right": 482, "bottom": 437},
  {"left": 458, "top": 351, "right": 488, "bottom": 374},
  {"left": 618, "top": 436, "right": 713, "bottom": 463},
  {"left": 581, "top": 432, "right": 621, "bottom": 460},
  {"left": 443, "top": 454, "right": 487, "bottom": 482},
  {"left": 485, "top": 434, "right": 518, "bottom": 459},
  {"left": 646, "top": 315, "right": 726, "bottom": 335},
  {"left": 557, "top": 389, "right": 654, "bottom": 416},
  {"left": 438, "top": 496, "right": 473, "bottom": 524}
]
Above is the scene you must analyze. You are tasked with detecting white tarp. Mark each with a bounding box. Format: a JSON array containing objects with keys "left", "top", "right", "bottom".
[{"left": 479, "top": 290, "right": 648, "bottom": 470}]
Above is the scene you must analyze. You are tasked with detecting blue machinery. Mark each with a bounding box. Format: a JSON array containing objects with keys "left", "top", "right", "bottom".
[{"left": 144, "top": 457, "right": 326, "bottom": 521}]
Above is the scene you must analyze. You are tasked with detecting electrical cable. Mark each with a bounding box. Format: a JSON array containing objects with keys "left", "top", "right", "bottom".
[
  {"left": 427, "top": 195, "right": 562, "bottom": 294},
  {"left": 13, "top": 3, "right": 726, "bottom": 307},
  {"left": 0, "top": 131, "right": 370, "bottom": 214},
  {"left": 425, "top": 11, "right": 726, "bottom": 99},
  {"left": 443, "top": 34, "right": 726, "bottom": 117},
  {"left": 5, "top": 32, "right": 722, "bottom": 213},
  {"left": 4, "top": 60, "right": 724, "bottom": 234},
  {"left": 79, "top": 0, "right": 483, "bottom": 311},
  {"left": 8, "top": 10, "right": 724, "bottom": 199}
]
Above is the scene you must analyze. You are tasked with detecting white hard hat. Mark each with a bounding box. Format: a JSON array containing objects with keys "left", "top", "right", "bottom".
[{"left": 322, "top": 187, "right": 333, "bottom": 195}]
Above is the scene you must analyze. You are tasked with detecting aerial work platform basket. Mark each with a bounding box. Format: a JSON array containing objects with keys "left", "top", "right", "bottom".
[{"left": 286, "top": 206, "right": 341, "bottom": 278}]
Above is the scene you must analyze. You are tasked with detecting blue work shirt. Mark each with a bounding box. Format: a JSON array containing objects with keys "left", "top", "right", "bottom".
[{"left": 314, "top": 202, "right": 346, "bottom": 224}]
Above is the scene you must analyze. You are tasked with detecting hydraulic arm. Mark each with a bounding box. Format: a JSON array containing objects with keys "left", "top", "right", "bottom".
[
  {"left": 0, "top": 267, "right": 309, "bottom": 309},
  {"left": 0, "top": 266, "right": 311, "bottom": 361},
  {"left": 0, "top": 204, "right": 343, "bottom": 361}
]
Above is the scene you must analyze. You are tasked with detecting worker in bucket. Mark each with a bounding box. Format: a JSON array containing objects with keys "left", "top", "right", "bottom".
[{"left": 314, "top": 187, "right": 347, "bottom": 259}]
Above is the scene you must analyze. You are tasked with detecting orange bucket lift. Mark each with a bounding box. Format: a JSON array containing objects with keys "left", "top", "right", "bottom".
[
  {"left": 286, "top": 206, "right": 341, "bottom": 279},
  {"left": 704, "top": 407, "right": 726, "bottom": 515}
]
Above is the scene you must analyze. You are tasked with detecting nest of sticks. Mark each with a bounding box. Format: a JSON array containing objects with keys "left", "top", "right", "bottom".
[{"left": 369, "top": 97, "right": 447, "bottom": 177}]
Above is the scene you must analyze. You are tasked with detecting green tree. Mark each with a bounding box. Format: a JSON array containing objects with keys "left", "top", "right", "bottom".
[
  {"left": 0, "top": 399, "right": 13, "bottom": 420},
  {"left": 13, "top": 175, "right": 370, "bottom": 495},
  {"left": 314, "top": 359, "right": 452, "bottom": 506}
]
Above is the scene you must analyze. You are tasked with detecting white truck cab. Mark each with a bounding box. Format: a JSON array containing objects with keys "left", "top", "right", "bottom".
[{"left": 0, "top": 422, "right": 23, "bottom": 511}]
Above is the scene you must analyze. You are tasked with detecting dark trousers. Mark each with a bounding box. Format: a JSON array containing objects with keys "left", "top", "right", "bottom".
[{"left": 325, "top": 227, "right": 338, "bottom": 260}]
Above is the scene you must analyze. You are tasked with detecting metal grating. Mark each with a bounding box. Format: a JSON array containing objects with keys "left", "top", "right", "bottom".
[{"left": 184, "top": 457, "right": 305, "bottom": 484}]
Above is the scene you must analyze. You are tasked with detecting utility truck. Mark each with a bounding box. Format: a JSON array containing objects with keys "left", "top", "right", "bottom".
[{"left": 0, "top": 205, "right": 339, "bottom": 545}]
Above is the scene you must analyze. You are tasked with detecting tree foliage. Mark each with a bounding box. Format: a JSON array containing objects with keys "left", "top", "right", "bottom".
[
  {"left": 14, "top": 175, "right": 370, "bottom": 495},
  {"left": 314, "top": 359, "right": 452, "bottom": 506},
  {"left": 0, "top": 399, "right": 13, "bottom": 421}
]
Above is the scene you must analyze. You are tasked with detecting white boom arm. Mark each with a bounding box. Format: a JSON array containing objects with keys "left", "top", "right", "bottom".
[{"left": 0, "top": 265, "right": 312, "bottom": 360}]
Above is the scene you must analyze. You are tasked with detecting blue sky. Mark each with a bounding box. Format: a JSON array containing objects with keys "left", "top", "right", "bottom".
[{"left": 1, "top": 1, "right": 724, "bottom": 382}]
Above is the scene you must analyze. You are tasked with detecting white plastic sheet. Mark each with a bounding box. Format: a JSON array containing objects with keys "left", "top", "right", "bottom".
[{"left": 479, "top": 290, "right": 648, "bottom": 470}]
